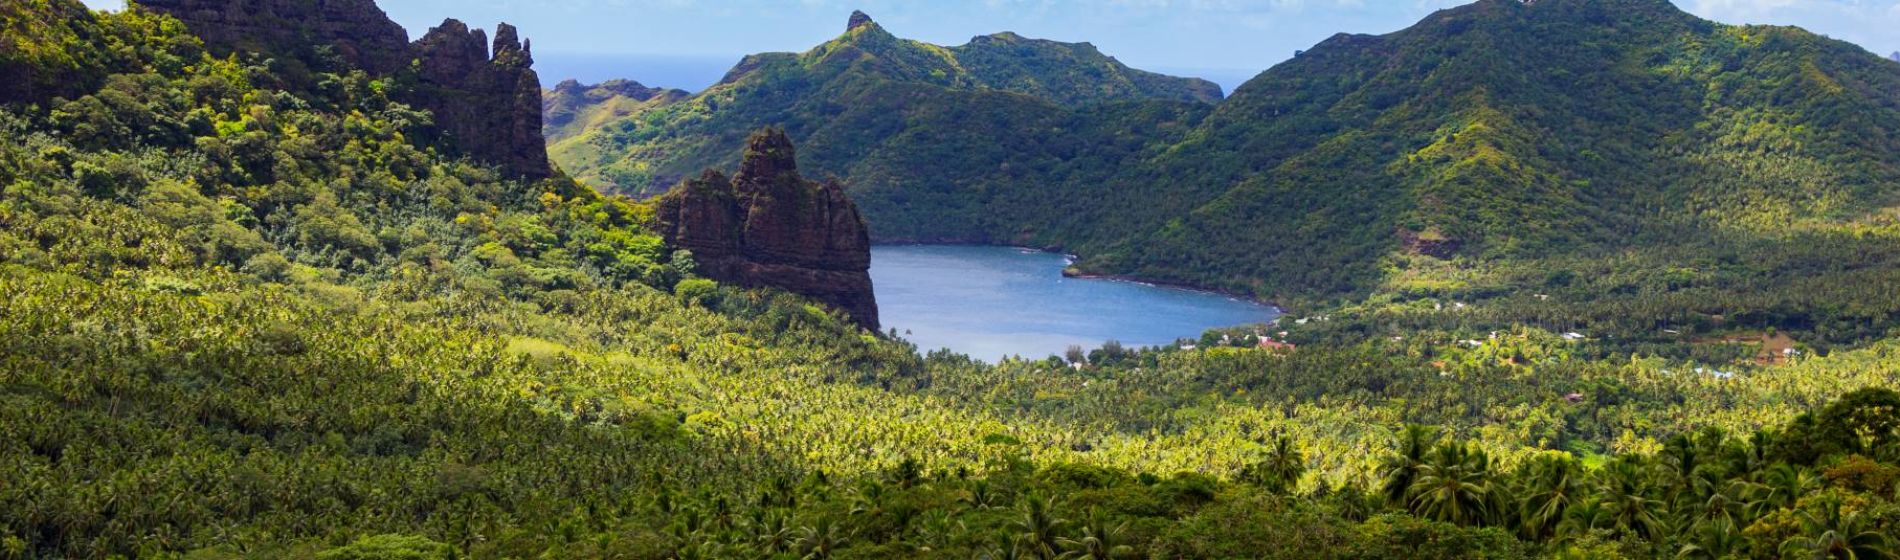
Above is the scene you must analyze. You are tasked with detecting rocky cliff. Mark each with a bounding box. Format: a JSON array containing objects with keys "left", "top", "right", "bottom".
[
  {"left": 413, "top": 20, "right": 551, "bottom": 179},
  {"left": 141, "top": 0, "right": 551, "bottom": 179},
  {"left": 657, "top": 130, "right": 880, "bottom": 331}
]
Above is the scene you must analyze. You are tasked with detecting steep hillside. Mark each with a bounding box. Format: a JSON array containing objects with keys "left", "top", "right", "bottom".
[
  {"left": 542, "top": 78, "right": 687, "bottom": 143},
  {"left": 563, "top": 0, "right": 1900, "bottom": 317},
  {"left": 950, "top": 30, "right": 1223, "bottom": 106},
  {"left": 0, "top": 0, "right": 129, "bottom": 103},
  {"left": 549, "top": 12, "right": 1220, "bottom": 200},
  {"left": 1099, "top": 0, "right": 1900, "bottom": 296}
]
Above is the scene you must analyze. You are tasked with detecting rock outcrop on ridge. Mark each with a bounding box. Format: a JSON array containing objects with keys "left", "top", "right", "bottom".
[
  {"left": 657, "top": 130, "right": 880, "bottom": 331},
  {"left": 141, "top": 0, "right": 552, "bottom": 179}
]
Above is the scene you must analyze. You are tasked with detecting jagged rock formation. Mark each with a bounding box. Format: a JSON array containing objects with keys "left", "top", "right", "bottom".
[
  {"left": 413, "top": 20, "right": 551, "bottom": 179},
  {"left": 847, "top": 10, "right": 875, "bottom": 32},
  {"left": 657, "top": 130, "right": 879, "bottom": 331},
  {"left": 542, "top": 79, "right": 688, "bottom": 143},
  {"left": 141, "top": 0, "right": 551, "bottom": 179},
  {"left": 135, "top": 0, "right": 411, "bottom": 74},
  {"left": 1890, "top": 51, "right": 1900, "bottom": 63}
]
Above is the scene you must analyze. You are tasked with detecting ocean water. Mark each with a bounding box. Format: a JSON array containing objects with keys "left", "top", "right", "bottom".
[
  {"left": 535, "top": 52, "right": 740, "bottom": 93},
  {"left": 871, "top": 245, "right": 1279, "bottom": 362}
]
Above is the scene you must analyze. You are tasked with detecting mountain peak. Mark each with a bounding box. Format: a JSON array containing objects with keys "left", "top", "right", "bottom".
[{"left": 847, "top": 10, "right": 875, "bottom": 32}]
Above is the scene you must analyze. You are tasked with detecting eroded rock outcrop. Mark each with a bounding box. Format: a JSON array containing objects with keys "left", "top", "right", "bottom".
[
  {"left": 657, "top": 130, "right": 879, "bottom": 331},
  {"left": 141, "top": 1, "right": 551, "bottom": 179},
  {"left": 413, "top": 20, "right": 551, "bottom": 180}
]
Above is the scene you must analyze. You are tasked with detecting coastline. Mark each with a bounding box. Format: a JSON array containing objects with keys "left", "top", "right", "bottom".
[
  {"left": 1059, "top": 268, "right": 1285, "bottom": 316},
  {"left": 869, "top": 241, "right": 1286, "bottom": 315}
]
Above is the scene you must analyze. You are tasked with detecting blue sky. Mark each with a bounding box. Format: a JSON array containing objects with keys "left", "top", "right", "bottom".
[{"left": 85, "top": 0, "right": 1900, "bottom": 93}]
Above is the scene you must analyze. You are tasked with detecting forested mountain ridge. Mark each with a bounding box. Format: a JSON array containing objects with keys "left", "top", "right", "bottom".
[
  {"left": 548, "top": 11, "right": 1222, "bottom": 197},
  {"left": 1101, "top": 0, "right": 1900, "bottom": 294},
  {"left": 542, "top": 78, "right": 688, "bottom": 143}
]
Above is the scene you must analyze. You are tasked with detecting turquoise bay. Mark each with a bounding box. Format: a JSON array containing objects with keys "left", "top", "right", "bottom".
[{"left": 871, "top": 245, "right": 1281, "bottom": 362}]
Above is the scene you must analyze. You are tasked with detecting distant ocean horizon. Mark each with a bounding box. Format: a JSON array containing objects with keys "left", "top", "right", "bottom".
[
  {"left": 534, "top": 52, "right": 743, "bottom": 94},
  {"left": 534, "top": 51, "right": 1259, "bottom": 97}
]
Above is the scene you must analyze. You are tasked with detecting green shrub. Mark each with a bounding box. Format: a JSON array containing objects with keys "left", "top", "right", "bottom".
[
  {"left": 674, "top": 277, "right": 718, "bottom": 305},
  {"left": 316, "top": 535, "right": 453, "bottom": 560}
]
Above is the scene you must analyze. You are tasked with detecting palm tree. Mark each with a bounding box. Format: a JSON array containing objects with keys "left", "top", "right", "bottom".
[
  {"left": 1520, "top": 453, "right": 1582, "bottom": 540},
  {"left": 1242, "top": 435, "right": 1307, "bottom": 495},
  {"left": 1380, "top": 425, "right": 1438, "bottom": 506},
  {"left": 1557, "top": 498, "right": 1608, "bottom": 539},
  {"left": 961, "top": 479, "right": 1004, "bottom": 511},
  {"left": 980, "top": 531, "right": 1030, "bottom": 560},
  {"left": 1662, "top": 434, "right": 1729, "bottom": 510},
  {"left": 1779, "top": 497, "right": 1894, "bottom": 560},
  {"left": 848, "top": 480, "right": 888, "bottom": 518},
  {"left": 1675, "top": 517, "right": 1745, "bottom": 559},
  {"left": 1407, "top": 442, "right": 1493, "bottom": 526},
  {"left": 795, "top": 518, "right": 849, "bottom": 560},
  {"left": 1596, "top": 458, "right": 1669, "bottom": 540},
  {"left": 745, "top": 509, "right": 794, "bottom": 555},
  {"left": 1689, "top": 484, "right": 1749, "bottom": 535},
  {"left": 1010, "top": 492, "right": 1069, "bottom": 560},
  {"left": 1749, "top": 463, "right": 1821, "bottom": 518},
  {"left": 1057, "top": 508, "right": 1134, "bottom": 560}
]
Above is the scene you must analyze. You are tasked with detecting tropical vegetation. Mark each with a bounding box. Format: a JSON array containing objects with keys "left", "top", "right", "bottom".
[{"left": 2, "top": 0, "right": 1899, "bottom": 558}]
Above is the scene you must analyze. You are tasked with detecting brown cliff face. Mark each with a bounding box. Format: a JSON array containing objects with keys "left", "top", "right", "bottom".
[
  {"left": 141, "top": 1, "right": 552, "bottom": 179},
  {"left": 136, "top": 0, "right": 411, "bottom": 75},
  {"left": 413, "top": 20, "right": 551, "bottom": 180},
  {"left": 658, "top": 130, "right": 880, "bottom": 331}
]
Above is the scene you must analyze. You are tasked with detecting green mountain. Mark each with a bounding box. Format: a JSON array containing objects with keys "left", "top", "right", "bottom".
[
  {"left": 947, "top": 29, "right": 1223, "bottom": 106},
  {"left": 548, "top": 11, "right": 1221, "bottom": 197},
  {"left": 1103, "top": 0, "right": 1900, "bottom": 291},
  {"left": 542, "top": 78, "right": 688, "bottom": 143},
  {"left": 562, "top": 0, "right": 1900, "bottom": 332}
]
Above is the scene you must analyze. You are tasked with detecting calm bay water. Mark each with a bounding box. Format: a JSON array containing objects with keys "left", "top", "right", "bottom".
[{"left": 871, "top": 245, "right": 1280, "bottom": 361}]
